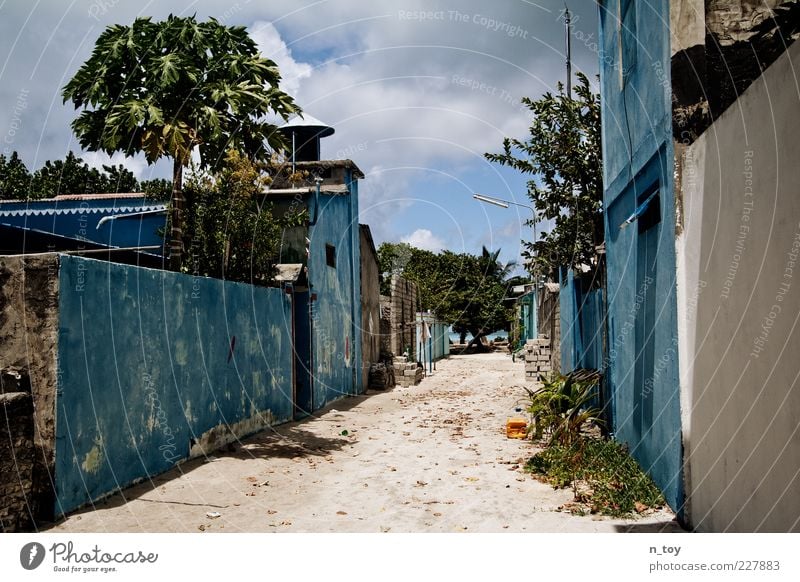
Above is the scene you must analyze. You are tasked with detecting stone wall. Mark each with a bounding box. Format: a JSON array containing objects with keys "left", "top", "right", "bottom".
[
  {"left": 523, "top": 337, "right": 552, "bottom": 383},
  {"left": 379, "top": 295, "right": 392, "bottom": 355},
  {"left": 0, "top": 255, "right": 59, "bottom": 523},
  {"left": 537, "top": 284, "right": 561, "bottom": 374},
  {"left": 393, "top": 357, "right": 424, "bottom": 388},
  {"left": 0, "top": 369, "right": 34, "bottom": 532},
  {"left": 389, "top": 275, "right": 419, "bottom": 361}
]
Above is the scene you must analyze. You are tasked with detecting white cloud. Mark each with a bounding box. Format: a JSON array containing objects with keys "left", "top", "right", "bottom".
[
  {"left": 82, "top": 151, "right": 148, "bottom": 177},
  {"left": 249, "top": 21, "right": 312, "bottom": 98},
  {"left": 401, "top": 228, "right": 445, "bottom": 252},
  {"left": 0, "top": 0, "right": 599, "bottom": 258}
]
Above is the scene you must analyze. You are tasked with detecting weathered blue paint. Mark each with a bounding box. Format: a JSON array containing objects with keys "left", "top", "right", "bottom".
[
  {"left": 0, "top": 196, "right": 165, "bottom": 251},
  {"left": 306, "top": 171, "right": 362, "bottom": 408},
  {"left": 54, "top": 255, "right": 293, "bottom": 515},
  {"left": 559, "top": 271, "right": 605, "bottom": 373},
  {"left": 517, "top": 291, "right": 537, "bottom": 349},
  {"left": 559, "top": 270, "right": 579, "bottom": 373},
  {"left": 416, "top": 313, "right": 450, "bottom": 365},
  {"left": 598, "top": 1, "right": 683, "bottom": 514}
]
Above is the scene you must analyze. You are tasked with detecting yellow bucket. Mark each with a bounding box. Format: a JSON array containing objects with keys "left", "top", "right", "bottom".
[{"left": 506, "top": 417, "right": 527, "bottom": 439}]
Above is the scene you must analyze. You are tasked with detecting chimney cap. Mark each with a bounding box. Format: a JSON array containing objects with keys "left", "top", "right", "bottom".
[{"left": 279, "top": 114, "right": 335, "bottom": 138}]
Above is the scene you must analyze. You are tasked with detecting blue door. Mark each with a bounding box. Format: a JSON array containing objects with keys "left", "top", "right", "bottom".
[{"left": 634, "top": 189, "right": 660, "bottom": 439}]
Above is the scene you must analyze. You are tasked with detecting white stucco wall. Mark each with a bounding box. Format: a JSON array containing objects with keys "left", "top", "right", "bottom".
[{"left": 675, "top": 39, "right": 800, "bottom": 532}]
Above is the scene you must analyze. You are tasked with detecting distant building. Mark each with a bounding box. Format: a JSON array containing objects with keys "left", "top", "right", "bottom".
[{"left": 268, "top": 115, "right": 365, "bottom": 413}]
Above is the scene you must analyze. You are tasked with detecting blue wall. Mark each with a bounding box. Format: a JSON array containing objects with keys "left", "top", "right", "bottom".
[
  {"left": 54, "top": 255, "right": 293, "bottom": 515},
  {"left": 307, "top": 174, "right": 362, "bottom": 409},
  {"left": 598, "top": 0, "right": 684, "bottom": 513},
  {"left": 416, "top": 314, "right": 450, "bottom": 367},
  {"left": 518, "top": 291, "right": 537, "bottom": 349},
  {"left": 560, "top": 270, "right": 605, "bottom": 373}
]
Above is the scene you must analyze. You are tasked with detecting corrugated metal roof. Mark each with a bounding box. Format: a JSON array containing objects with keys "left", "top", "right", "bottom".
[
  {"left": 0, "top": 205, "right": 166, "bottom": 218},
  {"left": 0, "top": 193, "right": 151, "bottom": 204},
  {"left": 54, "top": 192, "right": 148, "bottom": 201}
]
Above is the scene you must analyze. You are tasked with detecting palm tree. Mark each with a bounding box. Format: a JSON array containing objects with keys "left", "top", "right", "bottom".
[{"left": 62, "top": 15, "right": 300, "bottom": 270}]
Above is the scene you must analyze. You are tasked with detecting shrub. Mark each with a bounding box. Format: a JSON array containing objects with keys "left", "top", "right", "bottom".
[
  {"left": 524, "top": 370, "right": 603, "bottom": 444},
  {"left": 526, "top": 437, "right": 666, "bottom": 516}
]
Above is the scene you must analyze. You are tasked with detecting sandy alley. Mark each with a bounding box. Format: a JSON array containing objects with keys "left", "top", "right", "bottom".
[{"left": 46, "top": 353, "right": 682, "bottom": 533}]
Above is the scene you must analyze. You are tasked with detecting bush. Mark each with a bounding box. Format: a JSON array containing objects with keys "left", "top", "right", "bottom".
[
  {"left": 524, "top": 370, "right": 603, "bottom": 444},
  {"left": 526, "top": 437, "right": 666, "bottom": 516},
  {"left": 181, "top": 151, "right": 306, "bottom": 285}
]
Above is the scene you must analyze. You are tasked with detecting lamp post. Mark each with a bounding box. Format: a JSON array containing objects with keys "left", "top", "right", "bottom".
[{"left": 472, "top": 193, "right": 537, "bottom": 263}]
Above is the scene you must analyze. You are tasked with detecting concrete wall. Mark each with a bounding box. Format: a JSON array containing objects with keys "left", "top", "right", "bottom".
[
  {"left": 360, "top": 225, "right": 381, "bottom": 393},
  {"left": 0, "top": 255, "right": 59, "bottom": 521},
  {"left": 599, "top": 0, "right": 684, "bottom": 514},
  {"left": 675, "top": 39, "right": 800, "bottom": 532},
  {"left": 671, "top": 1, "right": 798, "bottom": 142},
  {"left": 55, "top": 255, "right": 294, "bottom": 515}
]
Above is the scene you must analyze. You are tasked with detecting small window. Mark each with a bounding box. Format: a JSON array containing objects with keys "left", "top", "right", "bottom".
[{"left": 325, "top": 244, "right": 336, "bottom": 268}]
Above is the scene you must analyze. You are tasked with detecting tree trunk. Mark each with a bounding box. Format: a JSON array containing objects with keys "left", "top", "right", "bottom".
[
  {"left": 169, "top": 159, "right": 184, "bottom": 271},
  {"left": 466, "top": 332, "right": 487, "bottom": 352}
]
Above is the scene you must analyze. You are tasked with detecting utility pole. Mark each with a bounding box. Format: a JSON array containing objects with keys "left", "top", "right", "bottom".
[{"left": 565, "top": 5, "right": 572, "bottom": 98}]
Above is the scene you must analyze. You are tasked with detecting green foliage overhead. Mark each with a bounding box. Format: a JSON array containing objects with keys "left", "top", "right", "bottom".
[
  {"left": 377, "top": 241, "right": 515, "bottom": 344},
  {"left": 62, "top": 14, "right": 298, "bottom": 168},
  {"left": 0, "top": 152, "right": 31, "bottom": 199},
  {"left": 0, "top": 150, "right": 141, "bottom": 199},
  {"left": 61, "top": 14, "right": 301, "bottom": 269},
  {"left": 182, "top": 151, "right": 304, "bottom": 285},
  {"left": 485, "top": 72, "right": 603, "bottom": 278}
]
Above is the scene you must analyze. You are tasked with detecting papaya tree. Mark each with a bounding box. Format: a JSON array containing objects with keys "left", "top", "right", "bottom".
[{"left": 62, "top": 14, "right": 300, "bottom": 269}]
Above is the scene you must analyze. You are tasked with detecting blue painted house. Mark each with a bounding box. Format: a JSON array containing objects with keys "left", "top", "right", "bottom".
[
  {"left": 597, "top": 0, "right": 684, "bottom": 517},
  {"left": 0, "top": 117, "right": 373, "bottom": 520},
  {"left": 597, "top": 0, "right": 800, "bottom": 531},
  {"left": 266, "top": 158, "right": 364, "bottom": 414}
]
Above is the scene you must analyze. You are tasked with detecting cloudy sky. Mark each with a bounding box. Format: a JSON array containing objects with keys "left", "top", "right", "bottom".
[{"left": 0, "top": 0, "right": 600, "bottom": 268}]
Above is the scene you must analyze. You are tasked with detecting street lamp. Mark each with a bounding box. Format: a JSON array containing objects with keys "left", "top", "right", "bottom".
[
  {"left": 473, "top": 193, "right": 510, "bottom": 208},
  {"left": 472, "top": 193, "right": 537, "bottom": 249},
  {"left": 473, "top": 192, "right": 539, "bottom": 279}
]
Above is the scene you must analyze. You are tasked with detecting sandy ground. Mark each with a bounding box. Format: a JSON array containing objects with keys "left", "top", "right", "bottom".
[{"left": 46, "top": 353, "right": 684, "bottom": 533}]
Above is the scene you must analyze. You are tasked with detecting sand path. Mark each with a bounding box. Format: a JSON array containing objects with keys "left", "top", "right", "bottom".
[{"left": 46, "top": 352, "right": 682, "bottom": 533}]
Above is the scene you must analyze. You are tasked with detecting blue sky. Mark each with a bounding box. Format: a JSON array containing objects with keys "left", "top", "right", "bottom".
[{"left": 0, "top": 0, "right": 600, "bottom": 271}]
